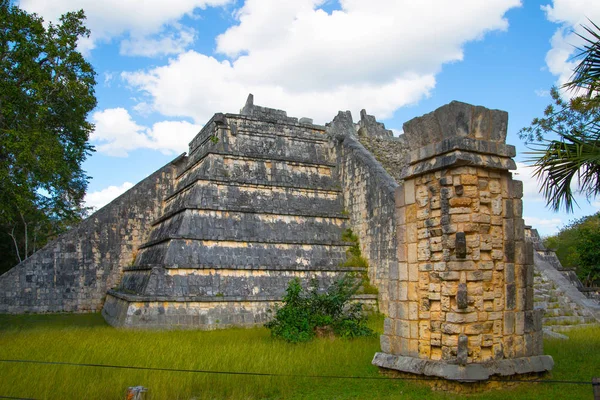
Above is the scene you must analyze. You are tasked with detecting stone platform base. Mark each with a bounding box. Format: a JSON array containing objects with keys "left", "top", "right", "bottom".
[
  {"left": 372, "top": 352, "right": 554, "bottom": 383},
  {"left": 102, "top": 291, "right": 378, "bottom": 329},
  {"left": 102, "top": 291, "right": 278, "bottom": 330},
  {"left": 379, "top": 369, "right": 549, "bottom": 394}
]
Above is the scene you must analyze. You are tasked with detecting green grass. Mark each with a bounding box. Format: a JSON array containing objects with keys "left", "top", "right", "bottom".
[{"left": 0, "top": 314, "right": 598, "bottom": 399}]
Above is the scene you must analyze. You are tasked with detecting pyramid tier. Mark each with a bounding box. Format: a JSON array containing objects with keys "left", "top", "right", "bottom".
[
  {"left": 186, "top": 127, "right": 333, "bottom": 168},
  {"left": 177, "top": 154, "right": 338, "bottom": 193},
  {"left": 187, "top": 114, "right": 328, "bottom": 158},
  {"left": 135, "top": 239, "right": 349, "bottom": 269},
  {"left": 117, "top": 265, "right": 362, "bottom": 298},
  {"left": 162, "top": 180, "right": 344, "bottom": 219},
  {"left": 226, "top": 114, "right": 328, "bottom": 141},
  {"left": 145, "top": 209, "right": 347, "bottom": 246},
  {"left": 103, "top": 293, "right": 279, "bottom": 329}
]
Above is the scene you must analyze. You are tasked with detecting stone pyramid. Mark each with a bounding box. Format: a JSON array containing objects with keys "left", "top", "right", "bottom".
[{"left": 102, "top": 95, "right": 365, "bottom": 328}]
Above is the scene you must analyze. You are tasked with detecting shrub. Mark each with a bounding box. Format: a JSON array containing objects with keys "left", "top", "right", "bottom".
[{"left": 265, "top": 276, "right": 374, "bottom": 343}]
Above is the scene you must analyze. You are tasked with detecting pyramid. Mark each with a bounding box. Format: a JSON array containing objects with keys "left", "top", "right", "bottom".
[{"left": 102, "top": 95, "right": 366, "bottom": 328}]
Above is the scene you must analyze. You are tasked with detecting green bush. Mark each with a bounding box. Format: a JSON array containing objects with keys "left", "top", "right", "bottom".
[{"left": 265, "top": 276, "right": 374, "bottom": 343}]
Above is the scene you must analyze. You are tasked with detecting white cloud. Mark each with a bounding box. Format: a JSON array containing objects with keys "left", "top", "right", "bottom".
[
  {"left": 18, "top": 0, "right": 230, "bottom": 55},
  {"left": 84, "top": 182, "right": 134, "bottom": 211},
  {"left": 91, "top": 108, "right": 201, "bottom": 156},
  {"left": 120, "top": 25, "right": 196, "bottom": 57},
  {"left": 122, "top": 0, "right": 520, "bottom": 124},
  {"left": 542, "top": 0, "right": 600, "bottom": 90},
  {"left": 534, "top": 89, "right": 550, "bottom": 97},
  {"left": 513, "top": 162, "right": 545, "bottom": 203},
  {"left": 523, "top": 216, "right": 563, "bottom": 236},
  {"left": 103, "top": 72, "right": 114, "bottom": 86}
]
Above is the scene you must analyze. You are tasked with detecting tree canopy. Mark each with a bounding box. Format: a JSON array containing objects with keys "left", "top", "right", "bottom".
[
  {"left": 0, "top": 0, "right": 96, "bottom": 270},
  {"left": 544, "top": 212, "right": 600, "bottom": 286},
  {"left": 520, "top": 21, "right": 600, "bottom": 212}
]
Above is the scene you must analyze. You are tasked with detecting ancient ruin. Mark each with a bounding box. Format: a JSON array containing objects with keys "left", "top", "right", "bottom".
[{"left": 2, "top": 95, "right": 599, "bottom": 385}]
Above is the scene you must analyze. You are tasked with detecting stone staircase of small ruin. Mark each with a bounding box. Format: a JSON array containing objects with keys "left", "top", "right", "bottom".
[
  {"left": 525, "top": 228, "right": 600, "bottom": 331},
  {"left": 103, "top": 103, "right": 363, "bottom": 328},
  {"left": 534, "top": 270, "right": 598, "bottom": 330}
]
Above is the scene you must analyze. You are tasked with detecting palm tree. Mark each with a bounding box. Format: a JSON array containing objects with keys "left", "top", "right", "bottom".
[{"left": 526, "top": 21, "right": 600, "bottom": 212}]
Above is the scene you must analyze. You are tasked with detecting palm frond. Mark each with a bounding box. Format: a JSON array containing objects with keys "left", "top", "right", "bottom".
[
  {"left": 564, "top": 20, "right": 600, "bottom": 100},
  {"left": 525, "top": 132, "right": 600, "bottom": 212}
]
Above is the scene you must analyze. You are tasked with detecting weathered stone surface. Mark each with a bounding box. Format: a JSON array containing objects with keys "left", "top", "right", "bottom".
[
  {"left": 0, "top": 156, "right": 183, "bottom": 313},
  {"left": 328, "top": 111, "right": 399, "bottom": 313},
  {"left": 357, "top": 109, "right": 394, "bottom": 138},
  {"left": 402, "top": 101, "right": 508, "bottom": 147},
  {"left": 372, "top": 352, "right": 553, "bottom": 382}
]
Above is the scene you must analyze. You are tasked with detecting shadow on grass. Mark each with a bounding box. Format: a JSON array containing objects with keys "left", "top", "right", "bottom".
[{"left": 0, "top": 312, "right": 109, "bottom": 331}]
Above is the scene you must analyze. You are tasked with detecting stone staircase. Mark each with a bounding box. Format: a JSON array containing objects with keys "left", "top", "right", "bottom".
[
  {"left": 526, "top": 227, "right": 600, "bottom": 331},
  {"left": 534, "top": 270, "right": 597, "bottom": 330},
  {"left": 102, "top": 98, "right": 365, "bottom": 328}
]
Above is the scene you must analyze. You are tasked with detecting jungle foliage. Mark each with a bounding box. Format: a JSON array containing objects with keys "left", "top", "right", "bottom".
[
  {"left": 544, "top": 212, "right": 600, "bottom": 286},
  {"left": 0, "top": 1, "right": 96, "bottom": 273}
]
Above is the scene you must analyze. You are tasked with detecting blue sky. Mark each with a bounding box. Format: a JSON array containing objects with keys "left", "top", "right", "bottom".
[{"left": 19, "top": 0, "right": 600, "bottom": 236}]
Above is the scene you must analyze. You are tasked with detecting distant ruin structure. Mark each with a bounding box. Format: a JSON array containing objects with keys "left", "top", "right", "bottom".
[{"left": 3, "top": 95, "right": 600, "bottom": 385}]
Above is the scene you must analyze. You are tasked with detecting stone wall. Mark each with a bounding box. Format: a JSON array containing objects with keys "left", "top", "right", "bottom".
[
  {"left": 328, "top": 111, "right": 400, "bottom": 313},
  {"left": 0, "top": 156, "right": 183, "bottom": 313},
  {"left": 358, "top": 136, "right": 408, "bottom": 183}
]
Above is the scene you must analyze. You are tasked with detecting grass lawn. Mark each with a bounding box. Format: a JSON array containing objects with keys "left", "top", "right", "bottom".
[{"left": 0, "top": 313, "right": 598, "bottom": 399}]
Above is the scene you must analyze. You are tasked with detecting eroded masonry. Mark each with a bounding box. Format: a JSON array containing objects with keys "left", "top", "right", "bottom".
[{"left": 7, "top": 95, "right": 600, "bottom": 383}]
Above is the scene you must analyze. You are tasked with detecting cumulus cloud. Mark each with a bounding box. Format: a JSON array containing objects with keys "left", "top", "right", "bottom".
[
  {"left": 122, "top": 0, "right": 520, "bottom": 124},
  {"left": 91, "top": 108, "right": 201, "bottom": 156},
  {"left": 84, "top": 182, "right": 134, "bottom": 211},
  {"left": 542, "top": 0, "right": 600, "bottom": 89},
  {"left": 18, "top": 0, "right": 230, "bottom": 55}
]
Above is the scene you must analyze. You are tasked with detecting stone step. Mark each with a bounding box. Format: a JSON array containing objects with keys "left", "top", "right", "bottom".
[
  {"left": 117, "top": 266, "right": 361, "bottom": 298},
  {"left": 543, "top": 315, "right": 589, "bottom": 326},
  {"left": 161, "top": 179, "right": 344, "bottom": 221},
  {"left": 124, "top": 264, "right": 364, "bottom": 272},
  {"left": 546, "top": 323, "right": 600, "bottom": 332},
  {"left": 176, "top": 153, "right": 339, "bottom": 193},
  {"left": 135, "top": 239, "right": 350, "bottom": 269}
]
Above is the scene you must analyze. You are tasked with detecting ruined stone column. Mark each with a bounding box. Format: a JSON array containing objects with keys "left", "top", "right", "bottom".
[{"left": 373, "top": 101, "right": 553, "bottom": 385}]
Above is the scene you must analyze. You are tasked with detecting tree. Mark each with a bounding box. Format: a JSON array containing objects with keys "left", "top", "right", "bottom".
[
  {"left": 544, "top": 212, "right": 600, "bottom": 286},
  {"left": 0, "top": 1, "right": 96, "bottom": 272},
  {"left": 520, "top": 21, "right": 600, "bottom": 212}
]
